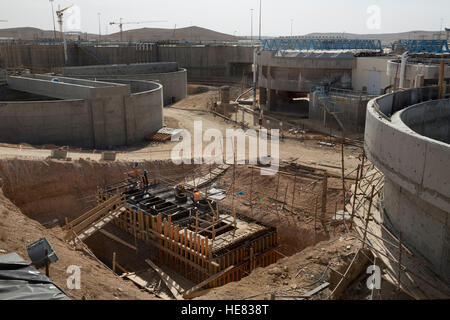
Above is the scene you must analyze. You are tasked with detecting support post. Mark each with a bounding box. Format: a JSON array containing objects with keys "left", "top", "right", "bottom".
[
  {"left": 321, "top": 172, "right": 329, "bottom": 234},
  {"left": 397, "top": 232, "right": 403, "bottom": 294},
  {"left": 350, "top": 164, "right": 361, "bottom": 230},
  {"left": 362, "top": 186, "right": 376, "bottom": 249},
  {"left": 438, "top": 58, "right": 445, "bottom": 99},
  {"left": 112, "top": 252, "right": 117, "bottom": 274}
]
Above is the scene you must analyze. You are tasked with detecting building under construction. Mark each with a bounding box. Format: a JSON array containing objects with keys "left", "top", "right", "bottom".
[{"left": 64, "top": 167, "right": 279, "bottom": 295}]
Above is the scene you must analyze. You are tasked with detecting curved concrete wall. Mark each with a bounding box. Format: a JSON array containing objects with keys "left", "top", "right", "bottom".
[
  {"left": 387, "top": 59, "right": 450, "bottom": 88},
  {"left": 365, "top": 86, "right": 450, "bottom": 276},
  {"left": 0, "top": 76, "right": 163, "bottom": 149},
  {"left": 57, "top": 63, "right": 187, "bottom": 106},
  {"left": 401, "top": 100, "right": 450, "bottom": 144}
]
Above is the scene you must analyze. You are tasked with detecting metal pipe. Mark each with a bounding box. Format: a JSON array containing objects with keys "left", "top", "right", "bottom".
[
  {"left": 259, "top": 0, "right": 262, "bottom": 41},
  {"left": 49, "top": 0, "right": 57, "bottom": 41},
  {"left": 250, "top": 9, "right": 254, "bottom": 47},
  {"left": 253, "top": 47, "right": 258, "bottom": 106},
  {"left": 399, "top": 51, "right": 408, "bottom": 89}
]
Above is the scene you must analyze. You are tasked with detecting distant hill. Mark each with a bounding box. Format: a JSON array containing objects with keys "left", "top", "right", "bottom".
[
  {"left": 0, "top": 27, "right": 446, "bottom": 44},
  {"left": 0, "top": 27, "right": 98, "bottom": 41},
  {"left": 0, "top": 26, "right": 240, "bottom": 42},
  {"left": 108, "top": 26, "right": 240, "bottom": 42}
]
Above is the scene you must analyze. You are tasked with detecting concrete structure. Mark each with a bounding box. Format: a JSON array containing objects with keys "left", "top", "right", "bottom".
[
  {"left": 0, "top": 75, "right": 163, "bottom": 149},
  {"left": 101, "top": 152, "right": 117, "bottom": 161},
  {"left": 0, "top": 44, "right": 254, "bottom": 84},
  {"left": 309, "top": 88, "right": 375, "bottom": 134},
  {"left": 365, "top": 85, "right": 450, "bottom": 277},
  {"left": 352, "top": 56, "right": 391, "bottom": 94},
  {"left": 257, "top": 51, "right": 391, "bottom": 119},
  {"left": 387, "top": 56, "right": 450, "bottom": 89},
  {"left": 56, "top": 62, "right": 187, "bottom": 106},
  {"left": 50, "top": 149, "right": 68, "bottom": 160},
  {"left": 257, "top": 51, "right": 355, "bottom": 115}
]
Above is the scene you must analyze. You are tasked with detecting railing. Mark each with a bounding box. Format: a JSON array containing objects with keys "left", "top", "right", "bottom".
[
  {"left": 262, "top": 38, "right": 382, "bottom": 51},
  {"left": 393, "top": 39, "right": 450, "bottom": 53}
]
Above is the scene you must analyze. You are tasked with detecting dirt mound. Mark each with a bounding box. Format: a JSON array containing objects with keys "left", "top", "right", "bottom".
[
  {"left": 187, "top": 85, "right": 211, "bottom": 95},
  {"left": 0, "top": 181, "right": 155, "bottom": 300},
  {"left": 198, "top": 236, "right": 360, "bottom": 300}
]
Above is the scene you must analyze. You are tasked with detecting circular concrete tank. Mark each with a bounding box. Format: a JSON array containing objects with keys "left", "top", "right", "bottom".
[
  {"left": 56, "top": 62, "right": 187, "bottom": 106},
  {"left": 365, "top": 86, "right": 450, "bottom": 277},
  {"left": 0, "top": 75, "right": 164, "bottom": 149}
]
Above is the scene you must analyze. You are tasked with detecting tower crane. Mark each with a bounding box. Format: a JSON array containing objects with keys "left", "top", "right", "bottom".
[
  {"left": 56, "top": 5, "right": 73, "bottom": 66},
  {"left": 109, "top": 18, "right": 167, "bottom": 42},
  {"left": 56, "top": 4, "right": 73, "bottom": 41}
]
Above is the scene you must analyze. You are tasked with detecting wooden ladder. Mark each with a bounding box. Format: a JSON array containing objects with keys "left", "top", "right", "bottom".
[{"left": 64, "top": 194, "right": 127, "bottom": 245}]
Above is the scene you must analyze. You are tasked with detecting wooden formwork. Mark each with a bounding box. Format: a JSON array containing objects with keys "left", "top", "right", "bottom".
[{"left": 97, "top": 189, "right": 279, "bottom": 289}]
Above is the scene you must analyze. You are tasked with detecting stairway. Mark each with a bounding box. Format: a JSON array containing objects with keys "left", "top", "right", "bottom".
[
  {"left": 64, "top": 194, "right": 127, "bottom": 245},
  {"left": 77, "top": 44, "right": 109, "bottom": 65}
]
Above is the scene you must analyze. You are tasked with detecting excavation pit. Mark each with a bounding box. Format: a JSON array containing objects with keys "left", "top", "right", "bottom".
[{"left": 0, "top": 158, "right": 346, "bottom": 297}]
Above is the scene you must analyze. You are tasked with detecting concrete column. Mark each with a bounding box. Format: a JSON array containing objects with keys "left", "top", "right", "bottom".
[
  {"left": 259, "top": 87, "right": 267, "bottom": 105},
  {"left": 89, "top": 99, "right": 107, "bottom": 149},
  {"left": 268, "top": 89, "right": 277, "bottom": 111}
]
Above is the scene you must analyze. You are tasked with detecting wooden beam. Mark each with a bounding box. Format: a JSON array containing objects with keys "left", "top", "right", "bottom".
[
  {"left": 145, "top": 259, "right": 184, "bottom": 300},
  {"left": 183, "top": 265, "right": 235, "bottom": 298},
  {"left": 112, "top": 252, "right": 116, "bottom": 274},
  {"left": 115, "top": 262, "right": 127, "bottom": 274},
  {"left": 124, "top": 272, "right": 154, "bottom": 294},
  {"left": 99, "top": 229, "right": 137, "bottom": 251},
  {"left": 147, "top": 237, "right": 210, "bottom": 274},
  {"left": 66, "top": 194, "right": 121, "bottom": 230},
  {"left": 183, "top": 288, "right": 212, "bottom": 300}
]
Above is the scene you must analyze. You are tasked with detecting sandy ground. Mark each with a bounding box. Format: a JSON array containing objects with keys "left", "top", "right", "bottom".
[{"left": 0, "top": 85, "right": 367, "bottom": 300}]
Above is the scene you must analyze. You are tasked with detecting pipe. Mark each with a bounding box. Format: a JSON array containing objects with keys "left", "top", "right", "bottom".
[
  {"left": 399, "top": 51, "right": 408, "bottom": 89},
  {"left": 253, "top": 47, "right": 258, "bottom": 107},
  {"left": 438, "top": 58, "right": 445, "bottom": 99}
]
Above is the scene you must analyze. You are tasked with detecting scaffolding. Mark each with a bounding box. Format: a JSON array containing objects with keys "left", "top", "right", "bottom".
[{"left": 95, "top": 174, "right": 279, "bottom": 292}]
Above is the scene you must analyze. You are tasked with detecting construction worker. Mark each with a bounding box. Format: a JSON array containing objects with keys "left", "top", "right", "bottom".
[
  {"left": 133, "top": 162, "right": 140, "bottom": 177},
  {"left": 127, "top": 162, "right": 140, "bottom": 179},
  {"left": 192, "top": 189, "right": 201, "bottom": 203},
  {"left": 175, "top": 184, "right": 185, "bottom": 196}
]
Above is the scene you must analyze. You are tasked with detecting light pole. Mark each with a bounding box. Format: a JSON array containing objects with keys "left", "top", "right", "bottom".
[
  {"left": 250, "top": 9, "right": 254, "bottom": 46},
  {"left": 259, "top": 0, "right": 262, "bottom": 40},
  {"left": 49, "top": 0, "right": 57, "bottom": 41},
  {"left": 291, "top": 19, "right": 293, "bottom": 37},
  {"left": 98, "top": 13, "right": 102, "bottom": 42}
]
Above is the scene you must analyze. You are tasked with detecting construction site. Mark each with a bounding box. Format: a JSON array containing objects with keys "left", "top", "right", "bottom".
[{"left": 0, "top": 1, "right": 449, "bottom": 303}]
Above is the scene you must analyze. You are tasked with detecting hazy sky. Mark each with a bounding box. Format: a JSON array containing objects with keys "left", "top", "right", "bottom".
[{"left": 0, "top": 0, "right": 448, "bottom": 36}]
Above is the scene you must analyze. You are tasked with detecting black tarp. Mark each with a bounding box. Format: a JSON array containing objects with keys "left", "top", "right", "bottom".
[{"left": 0, "top": 252, "right": 70, "bottom": 300}]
